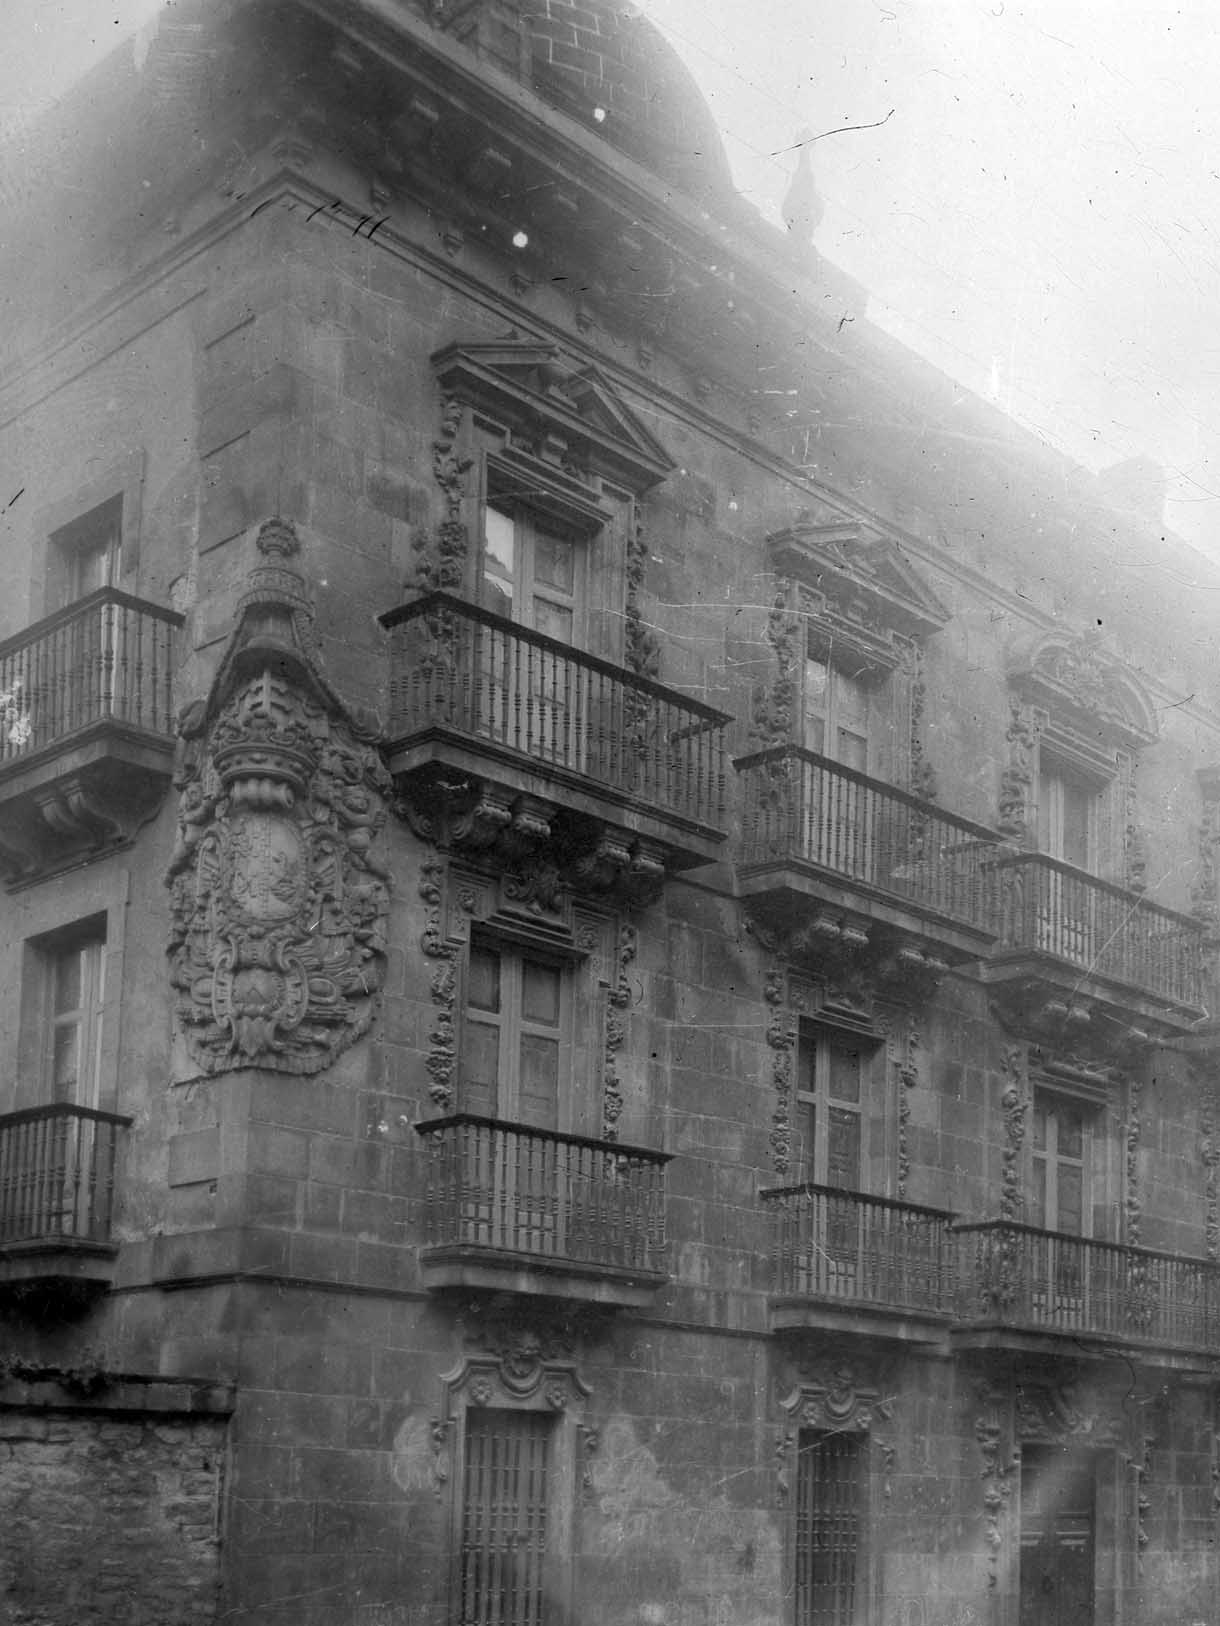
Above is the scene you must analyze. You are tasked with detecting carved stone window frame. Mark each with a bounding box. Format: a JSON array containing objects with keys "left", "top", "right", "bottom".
[
  {"left": 760, "top": 520, "right": 950, "bottom": 794},
  {"left": 30, "top": 450, "right": 145, "bottom": 621},
  {"left": 420, "top": 855, "right": 623, "bottom": 1140},
  {"left": 435, "top": 1342, "right": 594, "bottom": 1626},
  {"left": 425, "top": 342, "right": 675, "bottom": 672},
  {"left": 1002, "top": 632, "right": 1158, "bottom": 889}
]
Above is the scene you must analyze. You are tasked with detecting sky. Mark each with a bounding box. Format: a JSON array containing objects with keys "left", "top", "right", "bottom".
[{"left": 4, "top": 0, "right": 1219, "bottom": 552}]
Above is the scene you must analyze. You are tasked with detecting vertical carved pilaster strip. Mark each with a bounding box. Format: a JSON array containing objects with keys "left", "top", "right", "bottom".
[
  {"left": 997, "top": 696, "right": 1038, "bottom": 843},
  {"left": 895, "top": 1013, "right": 921, "bottom": 1201},
  {"left": 411, "top": 394, "right": 471, "bottom": 591},
  {"left": 421, "top": 856, "right": 458, "bottom": 1109},
  {"left": 1118, "top": 751, "right": 1147, "bottom": 895},
  {"left": 898, "top": 636, "right": 936, "bottom": 801},
  {"left": 751, "top": 580, "right": 800, "bottom": 749},
  {"left": 999, "top": 1044, "right": 1029, "bottom": 1221},
  {"left": 766, "top": 967, "right": 795, "bottom": 1177},
  {"left": 973, "top": 1382, "right": 1017, "bottom": 1593},
  {"left": 1202, "top": 1074, "right": 1220, "bottom": 1262},
  {"left": 602, "top": 923, "right": 636, "bottom": 1142},
  {"left": 1125, "top": 1072, "right": 1143, "bottom": 1246},
  {"left": 623, "top": 512, "right": 660, "bottom": 679}
]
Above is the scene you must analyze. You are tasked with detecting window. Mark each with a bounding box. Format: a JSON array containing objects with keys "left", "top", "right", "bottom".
[
  {"left": 1030, "top": 1090, "right": 1093, "bottom": 1237},
  {"left": 794, "top": 1429, "right": 866, "bottom": 1626},
  {"left": 481, "top": 504, "right": 584, "bottom": 646},
  {"left": 460, "top": 1408, "right": 555, "bottom": 1626},
  {"left": 793, "top": 1024, "right": 867, "bottom": 1190},
  {"left": 1036, "top": 756, "right": 1098, "bottom": 872},
  {"left": 477, "top": 503, "right": 588, "bottom": 767},
  {"left": 48, "top": 495, "right": 122, "bottom": 611},
  {"left": 803, "top": 653, "right": 872, "bottom": 773},
  {"left": 461, "top": 941, "right": 572, "bottom": 1129},
  {"left": 45, "top": 924, "right": 107, "bottom": 1110}
]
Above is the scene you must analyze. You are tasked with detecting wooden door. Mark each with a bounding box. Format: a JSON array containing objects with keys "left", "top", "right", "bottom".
[{"left": 1019, "top": 1445, "right": 1096, "bottom": 1626}]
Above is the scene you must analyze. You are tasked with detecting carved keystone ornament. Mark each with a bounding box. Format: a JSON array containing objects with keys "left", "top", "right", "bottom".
[{"left": 167, "top": 519, "right": 391, "bottom": 1075}]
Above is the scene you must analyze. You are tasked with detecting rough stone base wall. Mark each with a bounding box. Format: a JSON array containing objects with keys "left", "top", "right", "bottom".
[{"left": 0, "top": 1408, "right": 226, "bottom": 1625}]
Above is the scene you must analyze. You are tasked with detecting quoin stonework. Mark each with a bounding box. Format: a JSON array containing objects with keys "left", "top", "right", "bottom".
[{"left": 1, "top": 4, "right": 1219, "bottom": 1624}]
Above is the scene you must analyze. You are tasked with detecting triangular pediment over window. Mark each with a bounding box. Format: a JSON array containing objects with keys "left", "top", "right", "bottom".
[
  {"left": 432, "top": 340, "right": 674, "bottom": 494},
  {"left": 768, "top": 519, "right": 949, "bottom": 644}
]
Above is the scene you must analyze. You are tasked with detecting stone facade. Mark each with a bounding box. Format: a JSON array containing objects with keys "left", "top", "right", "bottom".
[{"left": 0, "top": 3, "right": 1219, "bottom": 1625}]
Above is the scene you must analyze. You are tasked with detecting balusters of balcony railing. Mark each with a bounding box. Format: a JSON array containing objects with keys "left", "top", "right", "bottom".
[
  {"left": 737, "top": 746, "right": 999, "bottom": 934},
  {"left": 0, "top": 590, "right": 182, "bottom": 767},
  {"left": 382, "top": 593, "right": 728, "bottom": 829},
  {"left": 761, "top": 1183, "right": 955, "bottom": 1317},
  {"left": 953, "top": 1220, "right": 1220, "bottom": 1350},
  {"left": 0, "top": 1105, "right": 128, "bottom": 1245},
  {"left": 415, "top": 1114, "right": 670, "bottom": 1275}
]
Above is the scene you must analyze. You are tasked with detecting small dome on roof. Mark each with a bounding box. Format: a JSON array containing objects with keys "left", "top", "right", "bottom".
[{"left": 447, "top": 0, "right": 735, "bottom": 202}]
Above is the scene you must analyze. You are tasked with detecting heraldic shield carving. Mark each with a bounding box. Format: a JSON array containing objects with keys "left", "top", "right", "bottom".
[{"left": 167, "top": 518, "right": 391, "bottom": 1075}]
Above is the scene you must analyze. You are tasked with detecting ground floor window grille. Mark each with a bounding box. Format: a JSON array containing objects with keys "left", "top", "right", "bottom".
[
  {"left": 461, "top": 1408, "right": 553, "bottom": 1626},
  {"left": 795, "top": 1428, "right": 865, "bottom": 1626}
]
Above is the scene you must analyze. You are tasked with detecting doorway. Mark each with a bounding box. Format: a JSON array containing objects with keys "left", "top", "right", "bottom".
[{"left": 1019, "top": 1443, "right": 1096, "bottom": 1626}]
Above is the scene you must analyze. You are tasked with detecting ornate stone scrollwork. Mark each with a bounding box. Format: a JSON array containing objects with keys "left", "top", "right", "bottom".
[
  {"left": 776, "top": 1360, "right": 896, "bottom": 1507},
  {"left": 410, "top": 393, "right": 471, "bottom": 592},
  {"left": 602, "top": 924, "right": 637, "bottom": 1141},
  {"left": 999, "top": 1044, "right": 1029, "bottom": 1223},
  {"left": 765, "top": 966, "right": 795, "bottom": 1177},
  {"left": 166, "top": 519, "right": 391, "bottom": 1076},
  {"left": 972, "top": 1382, "right": 1018, "bottom": 1591}
]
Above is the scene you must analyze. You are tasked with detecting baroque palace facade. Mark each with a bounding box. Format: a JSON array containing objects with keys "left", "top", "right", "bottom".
[{"left": 2, "top": 3, "right": 1220, "bottom": 1624}]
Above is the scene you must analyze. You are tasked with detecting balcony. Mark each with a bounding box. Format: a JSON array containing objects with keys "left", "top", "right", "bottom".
[
  {"left": 0, "top": 1105, "right": 129, "bottom": 1300},
  {"left": 954, "top": 1221, "right": 1220, "bottom": 1369},
  {"left": 380, "top": 593, "right": 729, "bottom": 882},
  {"left": 760, "top": 1182, "right": 955, "bottom": 1345},
  {"left": 736, "top": 745, "right": 999, "bottom": 974},
  {"left": 981, "top": 852, "right": 1206, "bottom": 1036},
  {"left": 414, "top": 1114, "right": 671, "bottom": 1307},
  {"left": 0, "top": 589, "right": 182, "bottom": 880}
]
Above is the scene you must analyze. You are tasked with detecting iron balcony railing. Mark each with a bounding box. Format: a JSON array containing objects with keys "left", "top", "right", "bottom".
[
  {"left": 415, "top": 1114, "right": 671, "bottom": 1278},
  {"left": 380, "top": 593, "right": 729, "bottom": 831},
  {"left": 760, "top": 1182, "right": 956, "bottom": 1319},
  {"left": 736, "top": 744, "right": 1000, "bottom": 935},
  {"left": 0, "top": 1104, "right": 129, "bottom": 1247},
  {"left": 955, "top": 1220, "right": 1220, "bottom": 1351},
  {"left": 0, "top": 588, "right": 182, "bottom": 770},
  {"left": 989, "top": 851, "right": 1205, "bottom": 1009}
]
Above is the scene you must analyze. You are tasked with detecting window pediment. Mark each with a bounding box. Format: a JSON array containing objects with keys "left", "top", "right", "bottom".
[
  {"left": 1009, "top": 631, "right": 1157, "bottom": 754},
  {"left": 431, "top": 341, "right": 674, "bottom": 494},
  {"left": 768, "top": 519, "right": 950, "bottom": 646}
]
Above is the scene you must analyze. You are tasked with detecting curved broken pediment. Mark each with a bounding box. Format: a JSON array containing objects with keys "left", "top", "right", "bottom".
[{"left": 1010, "top": 629, "right": 1157, "bottom": 752}]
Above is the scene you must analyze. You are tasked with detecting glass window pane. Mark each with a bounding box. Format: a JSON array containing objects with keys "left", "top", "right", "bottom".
[
  {"left": 53, "top": 949, "right": 82, "bottom": 1016},
  {"left": 836, "top": 668, "right": 869, "bottom": 731},
  {"left": 826, "top": 1107, "right": 860, "bottom": 1189},
  {"left": 467, "top": 947, "right": 501, "bottom": 1013},
  {"left": 1057, "top": 1166, "right": 1083, "bottom": 1234},
  {"left": 794, "top": 1100, "right": 816, "bottom": 1177},
  {"left": 1062, "top": 776, "right": 1092, "bottom": 869},
  {"left": 534, "top": 531, "right": 574, "bottom": 593},
  {"left": 461, "top": 1019, "right": 500, "bottom": 1117},
  {"left": 521, "top": 960, "right": 561, "bottom": 1026},
  {"left": 1030, "top": 1158, "right": 1047, "bottom": 1228},
  {"left": 1033, "top": 1101, "right": 1047, "bottom": 1151},
  {"left": 1058, "top": 1107, "right": 1084, "bottom": 1160},
  {"left": 482, "top": 507, "right": 516, "bottom": 617},
  {"left": 827, "top": 1038, "right": 862, "bottom": 1102},
  {"left": 797, "top": 1028, "right": 818, "bottom": 1094},
  {"left": 805, "top": 657, "right": 829, "bottom": 714},
  {"left": 518, "top": 1034, "right": 559, "bottom": 1127},
  {"left": 51, "top": 1023, "right": 79, "bottom": 1100}
]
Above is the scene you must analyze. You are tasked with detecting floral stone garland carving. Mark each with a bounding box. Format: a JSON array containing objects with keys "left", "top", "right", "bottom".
[{"left": 167, "top": 519, "right": 391, "bottom": 1076}]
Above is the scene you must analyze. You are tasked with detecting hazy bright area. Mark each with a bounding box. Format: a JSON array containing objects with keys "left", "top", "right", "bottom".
[{"left": 5, "top": 0, "right": 1219, "bottom": 553}]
